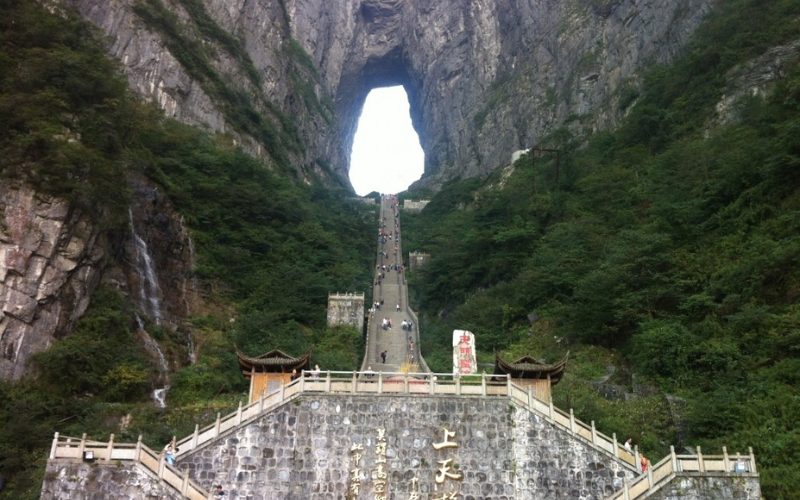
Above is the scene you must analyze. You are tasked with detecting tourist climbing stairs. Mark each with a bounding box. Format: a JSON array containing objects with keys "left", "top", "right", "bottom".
[{"left": 361, "top": 195, "right": 428, "bottom": 374}]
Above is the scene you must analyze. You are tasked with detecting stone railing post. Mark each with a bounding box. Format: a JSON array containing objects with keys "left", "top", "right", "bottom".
[
  {"left": 481, "top": 372, "right": 487, "bottom": 396},
  {"left": 569, "top": 409, "right": 576, "bottom": 434},
  {"left": 404, "top": 373, "right": 409, "bottom": 394},
  {"left": 78, "top": 433, "right": 87, "bottom": 458},
  {"left": 214, "top": 413, "right": 221, "bottom": 438},
  {"left": 378, "top": 372, "right": 383, "bottom": 394},
  {"left": 429, "top": 374, "right": 435, "bottom": 394},
  {"left": 613, "top": 433, "right": 619, "bottom": 458},
  {"left": 670, "top": 445, "right": 677, "bottom": 471},
  {"left": 105, "top": 433, "right": 115, "bottom": 462},
  {"left": 647, "top": 460, "right": 654, "bottom": 487},
  {"left": 749, "top": 447, "right": 757, "bottom": 473},
  {"left": 590, "top": 421, "right": 597, "bottom": 446},
  {"left": 191, "top": 425, "right": 199, "bottom": 448},
  {"left": 351, "top": 372, "right": 358, "bottom": 393},
  {"left": 697, "top": 446, "right": 705, "bottom": 472},
  {"left": 634, "top": 446, "right": 640, "bottom": 473},
  {"left": 50, "top": 432, "right": 60, "bottom": 459},
  {"left": 456, "top": 375, "right": 461, "bottom": 395},
  {"left": 135, "top": 435, "right": 143, "bottom": 462},
  {"left": 527, "top": 387, "right": 533, "bottom": 408},
  {"left": 548, "top": 398, "right": 555, "bottom": 420},
  {"left": 299, "top": 372, "right": 305, "bottom": 392},
  {"left": 236, "top": 401, "right": 243, "bottom": 425},
  {"left": 325, "top": 371, "right": 332, "bottom": 393},
  {"left": 622, "top": 479, "right": 630, "bottom": 500},
  {"left": 181, "top": 471, "right": 190, "bottom": 495},
  {"left": 506, "top": 376, "right": 512, "bottom": 396},
  {"left": 722, "top": 446, "right": 730, "bottom": 471},
  {"left": 158, "top": 452, "right": 166, "bottom": 477},
  {"left": 259, "top": 391, "right": 265, "bottom": 412}
]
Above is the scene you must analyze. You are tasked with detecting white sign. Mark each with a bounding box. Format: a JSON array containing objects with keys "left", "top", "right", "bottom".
[{"left": 452, "top": 330, "right": 477, "bottom": 375}]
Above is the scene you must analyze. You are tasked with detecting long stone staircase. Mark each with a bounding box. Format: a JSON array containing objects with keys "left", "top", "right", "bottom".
[{"left": 362, "top": 195, "right": 428, "bottom": 374}]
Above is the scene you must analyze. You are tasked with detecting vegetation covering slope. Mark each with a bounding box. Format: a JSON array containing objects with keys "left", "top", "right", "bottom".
[
  {"left": 403, "top": 1, "right": 800, "bottom": 497},
  {"left": 0, "top": 2, "right": 371, "bottom": 497}
]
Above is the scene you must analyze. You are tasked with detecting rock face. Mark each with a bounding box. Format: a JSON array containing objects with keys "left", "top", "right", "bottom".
[
  {"left": 59, "top": 0, "right": 716, "bottom": 190},
  {"left": 0, "top": 179, "right": 196, "bottom": 381},
  {"left": 0, "top": 184, "right": 105, "bottom": 380}
]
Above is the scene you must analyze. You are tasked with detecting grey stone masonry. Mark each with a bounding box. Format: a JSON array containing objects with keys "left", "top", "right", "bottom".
[
  {"left": 645, "top": 474, "right": 761, "bottom": 500},
  {"left": 41, "top": 459, "right": 182, "bottom": 499},
  {"left": 327, "top": 293, "right": 365, "bottom": 331},
  {"left": 402, "top": 200, "right": 430, "bottom": 212},
  {"left": 177, "top": 394, "right": 636, "bottom": 499}
]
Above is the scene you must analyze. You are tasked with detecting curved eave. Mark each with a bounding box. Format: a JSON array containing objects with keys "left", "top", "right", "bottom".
[
  {"left": 236, "top": 350, "right": 310, "bottom": 376},
  {"left": 494, "top": 351, "right": 569, "bottom": 385}
]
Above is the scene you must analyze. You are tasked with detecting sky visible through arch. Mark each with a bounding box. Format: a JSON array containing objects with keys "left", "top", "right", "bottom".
[{"left": 349, "top": 86, "right": 424, "bottom": 195}]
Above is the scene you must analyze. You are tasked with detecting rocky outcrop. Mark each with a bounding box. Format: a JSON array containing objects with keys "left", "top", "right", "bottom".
[
  {"left": 59, "top": 0, "right": 716, "bottom": 191},
  {"left": 712, "top": 38, "right": 800, "bottom": 126},
  {"left": 0, "top": 184, "right": 105, "bottom": 380},
  {"left": 0, "top": 178, "right": 197, "bottom": 381}
]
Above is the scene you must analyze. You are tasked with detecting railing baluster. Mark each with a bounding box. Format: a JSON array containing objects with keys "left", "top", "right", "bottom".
[
  {"left": 569, "top": 409, "right": 576, "bottom": 434},
  {"left": 613, "top": 433, "right": 619, "bottom": 458},
  {"left": 135, "top": 435, "right": 143, "bottom": 461},
  {"left": 106, "top": 433, "right": 114, "bottom": 461},
  {"left": 236, "top": 401, "right": 243, "bottom": 425},
  {"left": 749, "top": 447, "right": 757, "bottom": 474},
  {"left": 590, "top": 421, "right": 597, "bottom": 446},
  {"left": 50, "top": 432, "right": 59, "bottom": 459},
  {"left": 722, "top": 446, "right": 729, "bottom": 472},
  {"left": 697, "top": 446, "right": 705, "bottom": 472}
]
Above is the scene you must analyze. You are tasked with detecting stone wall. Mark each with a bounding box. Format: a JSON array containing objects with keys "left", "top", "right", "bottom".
[
  {"left": 177, "top": 394, "right": 637, "bottom": 499},
  {"left": 40, "top": 459, "right": 182, "bottom": 500},
  {"left": 645, "top": 473, "right": 761, "bottom": 500},
  {"left": 327, "top": 293, "right": 365, "bottom": 332},
  {"left": 408, "top": 252, "right": 430, "bottom": 272},
  {"left": 402, "top": 200, "right": 430, "bottom": 212}
]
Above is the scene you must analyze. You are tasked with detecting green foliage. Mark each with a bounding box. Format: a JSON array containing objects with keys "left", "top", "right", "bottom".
[{"left": 33, "top": 287, "right": 151, "bottom": 400}]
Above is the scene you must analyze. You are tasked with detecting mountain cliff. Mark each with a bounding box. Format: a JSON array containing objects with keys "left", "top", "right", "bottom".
[{"left": 60, "top": 0, "right": 714, "bottom": 189}]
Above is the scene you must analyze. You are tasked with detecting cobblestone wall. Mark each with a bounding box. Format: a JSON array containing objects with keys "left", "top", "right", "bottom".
[
  {"left": 40, "top": 459, "right": 182, "bottom": 499},
  {"left": 645, "top": 474, "right": 761, "bottom": 500},
  {"left": 177, "top": 395, "right": 636, "bottom": 499}
]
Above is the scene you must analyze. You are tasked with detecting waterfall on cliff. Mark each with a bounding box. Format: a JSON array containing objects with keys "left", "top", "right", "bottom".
[
  {"left": 129, "top": 209, "right": 170, "bottom": 407},
  {"left": 129, "top": 209, "right": 164, "bottom": 325},
  {"left": 135, "top": 314, "right": 171, "bottom": 408},
  {"left": 179, "top": 215, "right": 198, "bottom": 365}
]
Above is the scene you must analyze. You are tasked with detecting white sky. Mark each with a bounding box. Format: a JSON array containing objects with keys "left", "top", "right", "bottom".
[{"left": 349, "top": 86, "right": 425, "bottom": 195}]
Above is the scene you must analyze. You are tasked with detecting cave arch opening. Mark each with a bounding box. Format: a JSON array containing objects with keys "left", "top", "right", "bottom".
[{"left": 349, "top": 85, "right": 424, "bottom": 196}]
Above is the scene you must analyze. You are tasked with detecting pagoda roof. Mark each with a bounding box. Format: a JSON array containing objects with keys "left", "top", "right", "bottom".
[
  {"left": 236, "top": 349, "right": 310, "bottom": 376},
  {"left": 494, "top": 351, "right": 569, "bottom": 384}
]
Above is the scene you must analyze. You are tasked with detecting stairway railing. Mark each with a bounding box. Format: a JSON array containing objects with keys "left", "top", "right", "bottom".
[
  {"left": 606, "top": 445, "right": 758, "bottom": 499},
  {"left": 48, "top": 433, "right": 208, "bottom": 499}
]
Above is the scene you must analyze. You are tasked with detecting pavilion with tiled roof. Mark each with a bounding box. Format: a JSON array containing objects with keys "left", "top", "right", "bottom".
[
  {"left": 494, "top": 351, "right": 569, "bottom": 402},
  {"left": 236, "top": 349, "right": 310, "bottom": 403}
]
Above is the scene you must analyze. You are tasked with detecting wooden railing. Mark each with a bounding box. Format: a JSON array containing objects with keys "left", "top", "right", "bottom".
[
  {"left": 172, "top": 370, "right": 637, "bottom": 471},
  {"left": 49, "top": 433, "right": 208, "bottom": 500},
  {"left": 606, "top": 445, "right": 758, "bottom": 499}
]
